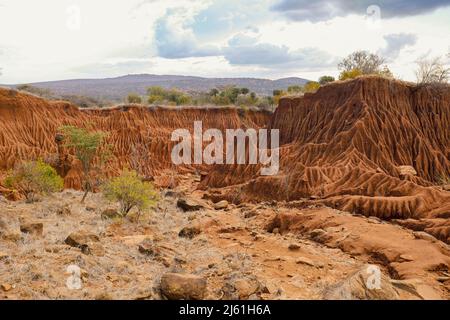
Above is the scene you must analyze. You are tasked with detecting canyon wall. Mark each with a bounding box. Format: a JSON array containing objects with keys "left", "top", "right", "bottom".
[{"left": 0, "top": 77, "right": 449, "bottom": 241}]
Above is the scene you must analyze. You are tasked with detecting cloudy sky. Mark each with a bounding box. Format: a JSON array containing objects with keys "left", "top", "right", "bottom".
[{"left": 0, "top": 0, "right": 449, "bottom": 83}]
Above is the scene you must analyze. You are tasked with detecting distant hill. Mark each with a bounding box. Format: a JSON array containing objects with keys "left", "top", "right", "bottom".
[{"left": 6, "top": 74, "right": 309, "bottom": 102}]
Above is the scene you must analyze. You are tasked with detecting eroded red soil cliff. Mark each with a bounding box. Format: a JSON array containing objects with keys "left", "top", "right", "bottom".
[{"left": 0, "top": 77, "right": 449, "bottom": 241}]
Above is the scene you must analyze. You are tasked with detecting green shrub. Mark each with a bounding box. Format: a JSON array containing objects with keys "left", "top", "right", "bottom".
[
  {"left": 5, "top": 159, "right": 63, "bottom": 202},
  {"left": 339, "top": 69, "right": 363, "bottom": 80},
  {"left": 102, "top": 170, "right": 159, "bottom": 217},
  {"left": 59, "top": 125, "right": 108, "bottom": 203},
  {"left": 304, "top": 81, "right": 321, "bottom": 93},
  {"left": 127, "top": 93, "right": 142, "bottom": 104},
  {"left": 319, "top": 75, "right": 335, "bottom": 85}
]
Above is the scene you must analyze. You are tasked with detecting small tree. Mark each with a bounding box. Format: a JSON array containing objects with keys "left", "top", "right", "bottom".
[
  {"left": 319, "top": 75, "right": 335, "bottom": 85},
  {"left": 102, "top": 170, "right": 159, "bottom": 218},
  {"left": 5, "top": 159, "right": 63, "bottom": 202},
  {"left": 339, "top": 51, "right": 387, "bottom": 74},
  {"left": 127, "top": 93, "right": 142, "bottom": 104},
  {"left": 415, "top": 56, "right": 450, "bottom": 85},
  {"left": 59, "top": 125, "right": 108, "bottom": 203}
]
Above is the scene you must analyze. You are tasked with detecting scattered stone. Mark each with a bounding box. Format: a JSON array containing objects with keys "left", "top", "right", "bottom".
[
  {"left": 85, "top": 206, "right": 96, "bottom": 212},
  {"left": 65, "top": 231, "right": 100, "bottom": 250},
  {"left": 443, "top": 184, "right": 450, "bottom": 192},
  {"left": 101, "top": 209, "right": 121, "bottom": 220},
  {"left": 178, "top": 226, "right": 201, "bottom": 239},
  {"left": 323, "top": 265, "right": 399, "bottom": 300},
  {"left": 295, "top": 256, "right": 316, "bottom": 267},
  {"left": 1, "top": 283, "right": 12, "bottom": 292},
  {"left": 437, "top": 276, "right": 450, "bottom": 283},
  {"left": 138, "top": 239, "right": 160, "bottom": 257},
  {"left": 81, "top": 242, "right": 105, "bottom": 256},
  {"left": 177, "top": 198, "right": 204, "bottom": 212},
  {"left": 309, "top": 229, "right": 328, "bottom": 242},
  {"left": 288, "top": 243, "right": 300, "bottom": 251},
  {"left": 413, "top": 231, "right": 437, "bottom": 242},
  {"left": 213, "top": 200, "right": 229, "bottom": 210},
  {"left": 0, "top": 252, "right": 8, "bottom": 260},
  {"left": 20, "top": 221, "right": 43, "bottom": 236},
  {"left": 160, "top": 273, "right": 207, "bottom": 300},
  {"left": 244, "top": 210, "right": 258, "bottom": 219},
  {"left": 56, "top": 204, "right": 72, "bottom": 215},
  {"left": 222, "top": 274, "right": 264, "bottom": 300},
  {"left": 398, "top": 254, "right": 414, "bottom": 262}
]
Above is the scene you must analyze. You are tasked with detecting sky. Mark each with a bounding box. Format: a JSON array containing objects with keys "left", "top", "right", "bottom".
[{"left": 0, "top": 0, "right": 449, "bottom": 83}]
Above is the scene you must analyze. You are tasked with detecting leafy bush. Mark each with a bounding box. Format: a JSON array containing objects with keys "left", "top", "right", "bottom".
[
  {"left": 5, "top": 160, "right": 63, "bottom": 202},
  {"left": 339, "top": 69, "right": 363, "bottom": 80},
  {"left": 319, "top": 76, "right": 335, "bottom": 85},
  {"left": 127, "top": 93, "right": 142, "bottom": 104},
  {"left": 304, "top": 81, "right": 321, "bottom": 93},
  {"left": 102, "top": 170, "right": 159, "bottom": 217},
  {"left": 147, "top": 86, "right": 192, "bottom": 106}
]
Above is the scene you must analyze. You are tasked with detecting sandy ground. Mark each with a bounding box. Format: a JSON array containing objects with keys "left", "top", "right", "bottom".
[{"left": 0, "top": 174, "right": 448, "bottom": 300}]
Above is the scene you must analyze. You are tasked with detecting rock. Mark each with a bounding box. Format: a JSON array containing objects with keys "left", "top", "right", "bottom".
[
  {"left": 101, "top": 209, "right": 121, "bottom": 220},
  {"left": 390, "top": 279, "right": 442, "bottom": 300},
  {"left": 85, "top": 206, "right": 96, "bottom": 212},
  {"left": 398, "top": 254, "right": 414, "bottom": 262},
  {"left": 160, "top": 273, "right": 207, "bottom": 300},
  {"left": 244, "top": 210, "right": 258, "bottom": 219},
  {"left": 20, "top": 221, "right": 43, "bottom": 236},
  {"left": 177, "top": 198, "right": 204, "bottom": 212},
  {"left": 288, "top": 243, "right": 300, "bottom": 251},
  {"left": 56, "top": 204, "right": 72, "bottom": 215},
  {"left": 178, "top": 226, "right": 201, "bottom": 239},
  {"left": 437, "top": 276, "right": 450, "bottom": 283},
  {"left": 323, "top": 265, "right": 399, "bottom": 300},
  {"left": 138, "top": 239, "right": 161, "bottom": 256},
  {"left": 295, "top": 256, "right": 316, "bottom": 267},
  {"left": 443, "top": 184, "right": 450, "bottom": 192},
  {"left": 65, "top": 231, "right": 100, "bottom": 249},
  {"left": 1, "top": 283, "right": 12, "bottom": 292},
  {"left": 81, "top": 242, "right": 105, "bottom": 256},
  {"left": 213, "top": 200, "right": 229, "bottom": 210},
  {"left": 309, "top": 229, "right": 328, "bottom": 242},
  {"left": 222, "top": 275, "right": 264, "bottom": 300},
  {"left": 413, "top": 231, "right": 437, "bottom": 242},
  {"left": 272, "top": 228, "right": 280, "bottom": 234}
]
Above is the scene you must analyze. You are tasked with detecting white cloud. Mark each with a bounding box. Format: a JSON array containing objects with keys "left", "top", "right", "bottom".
[{"left": 0, "top": 0, "right": 449, "bottom": 83}]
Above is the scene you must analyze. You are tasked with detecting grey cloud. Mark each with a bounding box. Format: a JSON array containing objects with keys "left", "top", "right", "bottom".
[
  {"left": 223, "top": 34, "right": 335, "bottom": 69},
  {"left": 272, "top": 0, "right": 450, "bottom": 22},
  {"left": 379, "top": 33, "right": 418, "bottom": 60},
  {"left": 155, "top": 15, "right": 221, "bottom": 59}
]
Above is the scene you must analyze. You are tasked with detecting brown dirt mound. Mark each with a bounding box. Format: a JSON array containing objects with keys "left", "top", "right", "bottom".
[{"left": 201, "top": 77, "right": 450, "bottom": 229}]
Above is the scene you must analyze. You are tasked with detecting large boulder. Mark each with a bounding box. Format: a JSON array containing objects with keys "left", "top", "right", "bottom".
[{"left": 160, "top": 273, "right": 207, "bottom": 300}]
